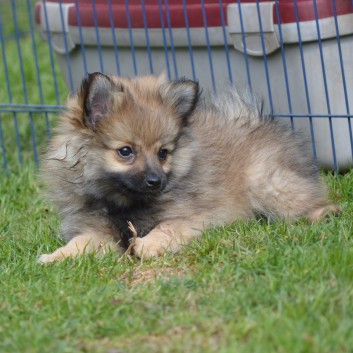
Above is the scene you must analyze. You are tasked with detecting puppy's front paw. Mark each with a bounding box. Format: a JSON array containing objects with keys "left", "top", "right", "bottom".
[
  {"left": 38, "top": 251, "right": 65, "bottom": 264},
  {"left": 133, "top": 229, "right": 182, "bottom": 259},
  {"left": 133, "top": 236, "right": 167, "bottom": 259}
]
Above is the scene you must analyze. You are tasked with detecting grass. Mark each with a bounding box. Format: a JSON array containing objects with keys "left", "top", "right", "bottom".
[
  {"left": 0, "top": 168, "right": 353, "bottom": 353},
  {"left": 1, "top": 2, "right": 353, "bottom": 352}
]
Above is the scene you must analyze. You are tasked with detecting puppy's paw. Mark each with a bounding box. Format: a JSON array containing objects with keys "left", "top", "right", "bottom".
[
  {"left": 38, "top": 251, "right": 65, "bottom": 264},
  {"left": 38, "top": 242, "right": 79, "bottom": 264},
  {"left": 38, "top": 234, "right": 120, "bottom": 264},
  {"left": 133, "top": 236, "right": 167, "bottom": 259},
  {"left": 133, "top": 229, "right": 181, "bottom": 259},
  {"left": 308, "top": 204, "right": 341, "bottom": 223}
]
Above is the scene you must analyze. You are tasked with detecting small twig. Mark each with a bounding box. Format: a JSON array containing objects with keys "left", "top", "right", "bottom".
[{"left": 123, "top": 221, "right": 138, "bottom": 257}]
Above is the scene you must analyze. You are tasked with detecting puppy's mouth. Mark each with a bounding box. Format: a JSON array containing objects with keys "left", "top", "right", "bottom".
[
  {"left": 120, "top": 181, "right": 165, "bottom": 198},
  {"left": 104, "top": 172, "right": 167, "bottom": 199}
]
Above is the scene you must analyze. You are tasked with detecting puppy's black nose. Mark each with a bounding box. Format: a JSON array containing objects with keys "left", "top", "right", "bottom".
[{"left": 145, "top": 174, "right": 162, "bottom": 189}]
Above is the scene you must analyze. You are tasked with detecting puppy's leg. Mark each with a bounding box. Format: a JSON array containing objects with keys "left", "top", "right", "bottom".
[
  {"left": 39, "top": 232, "right": 119, "bottom": 264},
  {"left": 133, "top": 218, "right": 204, "bottom": 259},
  {"left": 249, "top": 166, "right": 339, "bottom": 222}
]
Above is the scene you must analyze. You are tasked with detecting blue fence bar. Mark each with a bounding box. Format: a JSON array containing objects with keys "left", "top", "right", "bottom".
[
  {"left": 255, "top": 0, "right": 274, "bottom": 114},
  {"left": 91, "top": 0, "right": 105, "bottom": 74},
  {"left": 219, "top": 0, "right": 233, "bottom": 84},
  {"left": 58, "top": 0, "right": 75, "bottom": 92},
  {"left": 182, "top": 0, "right": 196, "bottom": 81},
  {"left": 165, "top": 0, "right": 179, "bottom": 79},
  {"left": 141, "top": 0, "right": 154, "bottom": 74},
  {"left": 75, "top": 0, "right": 89, "bottom": 75},
  {"left": 0, "top": 104, "right": 65, "bottom": 113},
  {"left": 0, "top": 114, "right": 8, "bottom": 176},
  {"left": 236, "top": 0, "right": 252, "bottom": 90},
  {"left": 157, "top": 0, "right": 171, "bottom": 80},
  {"left": 1, "top": 0, "right": 353, "bottom": 174},
  {"left": 293, "top": 0, "right": 318, "bottom": 162},
  {"left": 274, "top": 0, "right": 294, "bottom": 130},
  {"left": 313, "top": 0, "right": 338, "bottom": 171},
  {"left": 41, "top": 0, "right": 61, "bottom": 104},
  {"left": 27, "top": 0, "right": 51, "bottom": 140},
  {"left": 0, "top": 9, "right": 23, "bottom": 165},
  {"left": 125, "top": 0, "right": 138, "bottom": 75},
  {"left": 201, "top": 0, "right": 216, "bottom": 92},
  {"left": 331, "top": 0, "right": 353, "bottom": 161}
]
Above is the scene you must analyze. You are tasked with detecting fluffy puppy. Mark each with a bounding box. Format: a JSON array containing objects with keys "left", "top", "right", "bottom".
[{"left": 39, "top": 72, "right": 338, "bottom": 263}]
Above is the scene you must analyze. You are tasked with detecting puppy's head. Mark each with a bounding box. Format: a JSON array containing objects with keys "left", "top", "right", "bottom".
[{"left": 65, "top": 72, "right": 199, "bottom": 204}]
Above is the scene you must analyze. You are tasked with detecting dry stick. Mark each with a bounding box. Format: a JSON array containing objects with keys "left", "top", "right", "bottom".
[{"left": 124, "top": 221, "right": 138, "bottom": 256}]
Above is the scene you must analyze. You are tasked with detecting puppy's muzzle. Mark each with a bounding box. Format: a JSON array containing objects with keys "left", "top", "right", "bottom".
[{"left": 145, "top": 172, "right": 166, "bottom": 191}]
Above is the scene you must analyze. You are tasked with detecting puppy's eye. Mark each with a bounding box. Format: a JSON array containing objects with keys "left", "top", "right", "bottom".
[
  {"left": 117, "top": 146, "right": 134, "bottom": 159},
  {"left": 158, "top": 148, "right": 168, "bottom": 161}
]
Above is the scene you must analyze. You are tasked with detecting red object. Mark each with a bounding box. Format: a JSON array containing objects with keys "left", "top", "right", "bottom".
[{"left": 35, "top": 0, "right": 353, "bottom": 29}]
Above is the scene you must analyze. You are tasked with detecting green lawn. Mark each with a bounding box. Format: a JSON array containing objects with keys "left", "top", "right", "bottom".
[
  {"left": 1, "top": 2, "right": 353, "bottom": 353},
  {"left": 1, "top": 167, "right": 352, "bottom": 353}
]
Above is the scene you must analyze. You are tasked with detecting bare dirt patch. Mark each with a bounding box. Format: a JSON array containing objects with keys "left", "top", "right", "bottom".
[{"left": 119, "top": 267, "right": 185, "bottom": 286}]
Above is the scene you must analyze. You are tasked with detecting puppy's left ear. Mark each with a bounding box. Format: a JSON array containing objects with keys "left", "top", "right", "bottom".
[{"left": 160, "top": 78, "right": 200, "bottom": 123}]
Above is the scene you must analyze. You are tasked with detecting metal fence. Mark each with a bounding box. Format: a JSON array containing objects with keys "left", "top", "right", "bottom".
[{"left": 1, "top": 0, "right": 353, "bottom": 174}]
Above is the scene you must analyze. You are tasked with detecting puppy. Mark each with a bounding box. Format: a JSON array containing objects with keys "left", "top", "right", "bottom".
[{"left": 39, "top": 72, "right": 338, "bottom": 263}]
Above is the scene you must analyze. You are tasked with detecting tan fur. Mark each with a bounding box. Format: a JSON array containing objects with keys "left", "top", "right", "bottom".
[
  {"left": 307, "top": 204, "right": 341, "bottom": 223},
  {"left": 40, "top": 73, "right": 339, "bottom": 262},
  {"left": 134, "top": 218, "right": 205, "bottom": 258},
  {"left": 39, "top": 233, "right": 120, "bottom": 264}
]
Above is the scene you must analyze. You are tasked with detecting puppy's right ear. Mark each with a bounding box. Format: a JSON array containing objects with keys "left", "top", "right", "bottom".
[{"left": 80, "top": 72, "right": 123, "bottom": 128}]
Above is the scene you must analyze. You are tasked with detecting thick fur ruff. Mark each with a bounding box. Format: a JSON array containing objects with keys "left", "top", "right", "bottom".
[{"left": 40, "top": 73, "right": 338, "bottom": 262}]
